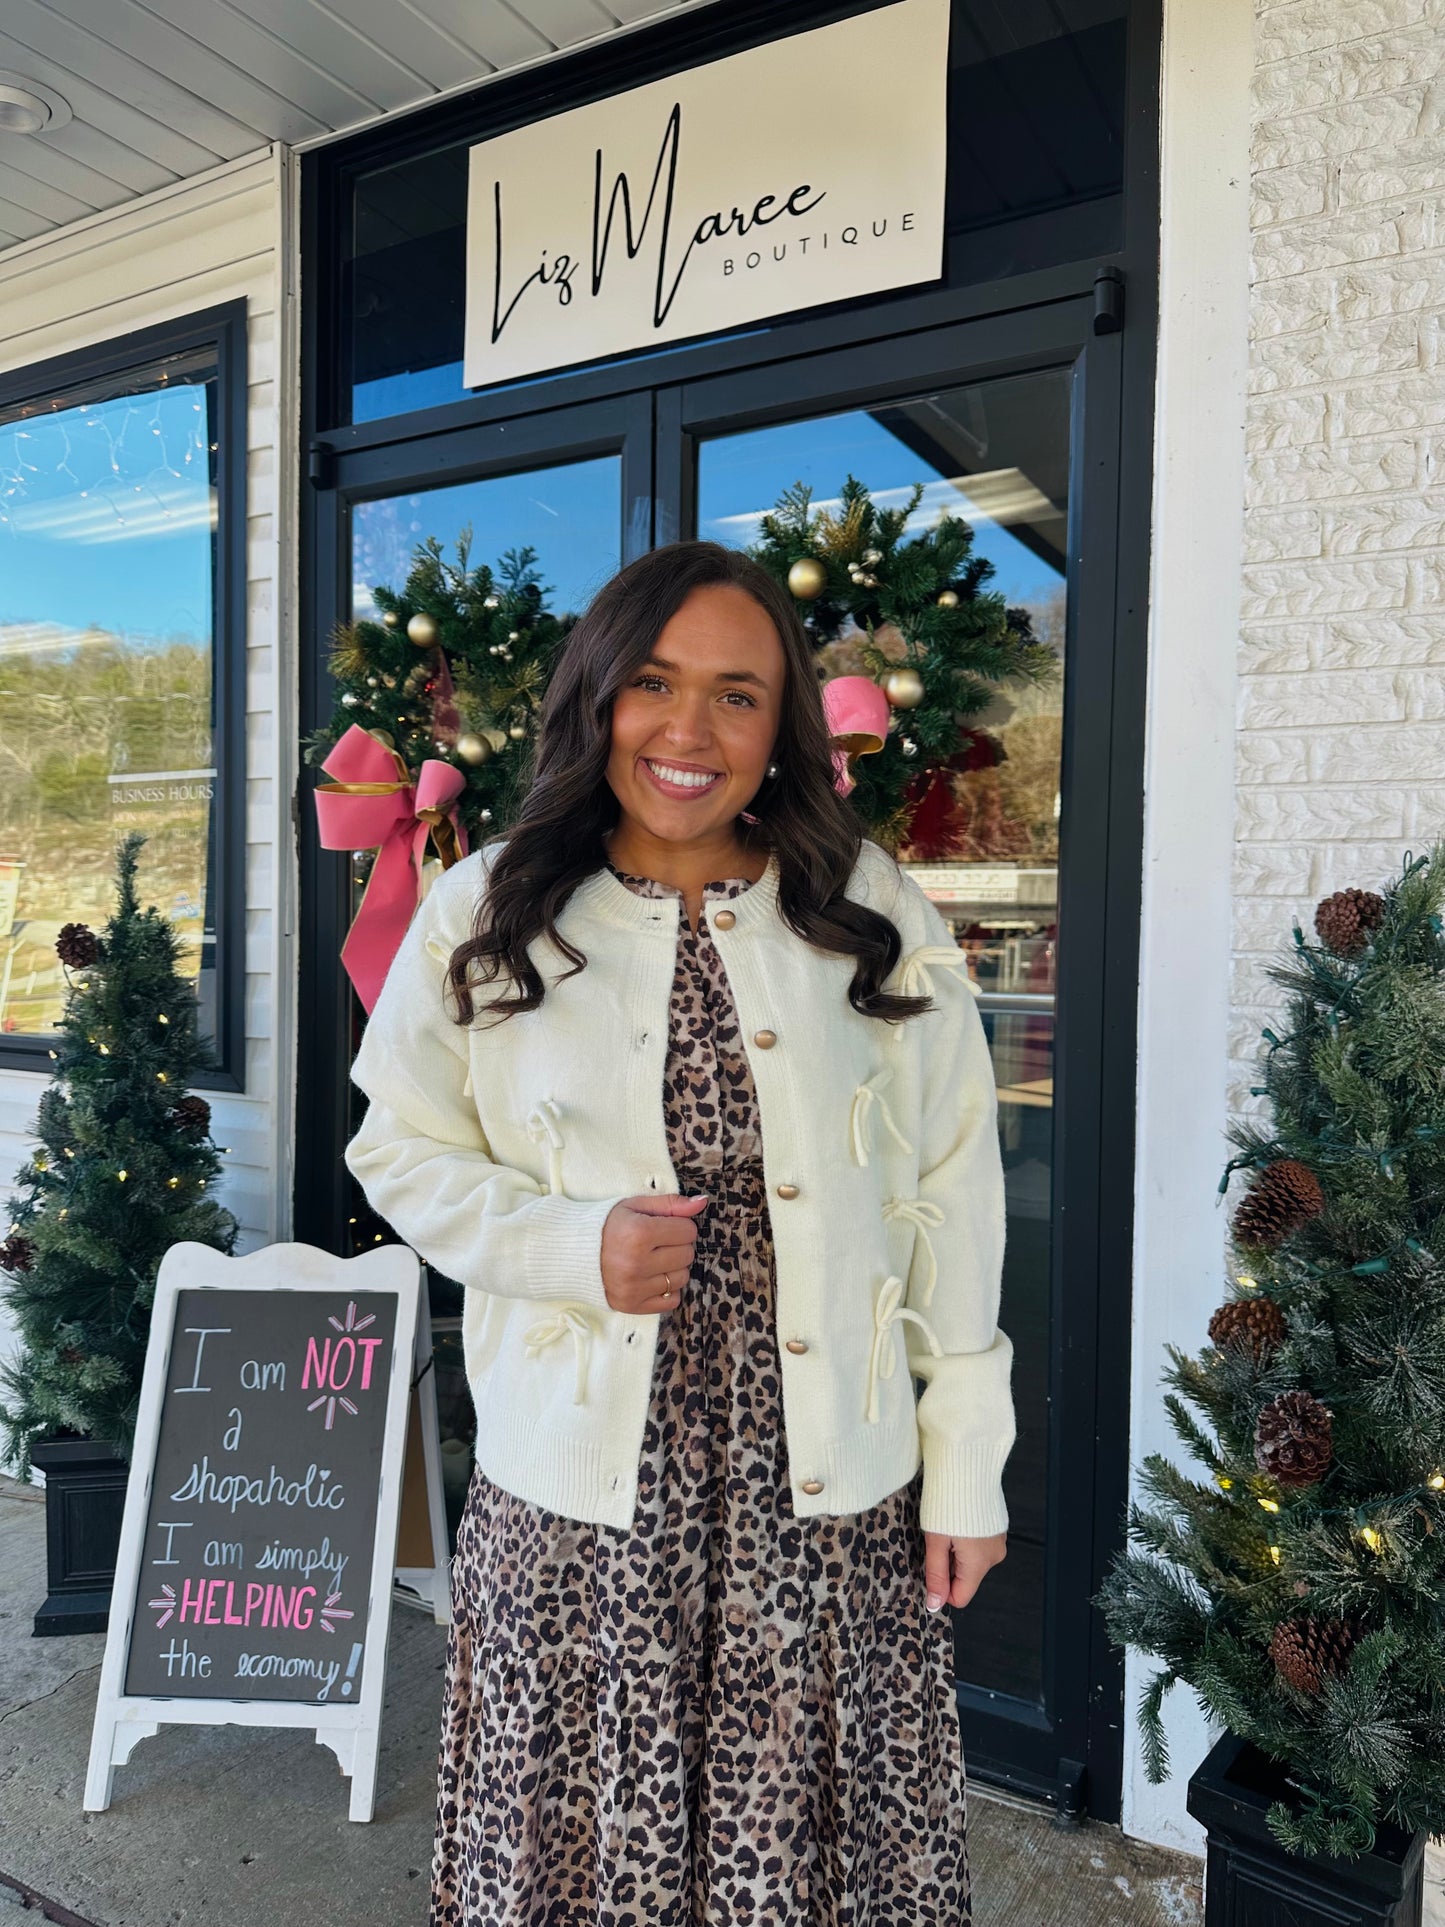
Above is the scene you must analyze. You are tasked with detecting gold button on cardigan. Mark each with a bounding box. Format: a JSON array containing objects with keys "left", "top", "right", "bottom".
[{"left": 345, "top": 835, "right": 1016, "bottom": 1540}]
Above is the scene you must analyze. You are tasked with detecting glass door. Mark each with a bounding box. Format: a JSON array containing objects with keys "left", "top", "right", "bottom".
[{"left": 666, "top": 301, "right": 1125, "bottom": 1810}]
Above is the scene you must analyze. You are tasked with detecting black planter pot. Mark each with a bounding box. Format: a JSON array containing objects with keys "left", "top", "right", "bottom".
[
  {"left": 1187, "top": 1731, "right": 1424, "bottom": 1927},
  {"left": 30, "top": 1435, "right": 129, "bottom": 1637}
]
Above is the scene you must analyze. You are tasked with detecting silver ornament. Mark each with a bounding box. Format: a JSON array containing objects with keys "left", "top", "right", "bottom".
[
  {"left": 507, "top": 630, "right": 520, "bottom": 643},
  {"left": 483, "top": 595, "right": 500, "bottom": 610},
  {"left": 862, "top": 548, "right": 882, "bottom": 566},
  {"left": 341, "top": 692, "right": 359, "bottom": 708},
  {"left": 901, "top": 737, "right": 918, "bottom": 757}
]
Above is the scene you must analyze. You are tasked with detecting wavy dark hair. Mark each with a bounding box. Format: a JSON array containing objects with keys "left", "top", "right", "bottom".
[{"left": 446, "top": 541, "right": 934, "bottom": 1028}]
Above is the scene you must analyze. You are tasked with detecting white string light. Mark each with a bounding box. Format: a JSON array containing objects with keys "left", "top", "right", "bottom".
[{"left": 0, "top": 381, "right": 210, "bottom": 539}]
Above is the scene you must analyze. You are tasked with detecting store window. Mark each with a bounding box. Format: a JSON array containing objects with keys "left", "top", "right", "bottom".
[{"left": 0, "top": 305, "right": 246, "bottom": 1083}]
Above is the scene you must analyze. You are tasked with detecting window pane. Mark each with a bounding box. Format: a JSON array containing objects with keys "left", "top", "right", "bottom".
[
  {"left": 351, "top": 457, "right": 622, "bottom": 622},
  {"left": 0, "top": 371, "right": 219, "bottom": 1040},
  {"left": 697, "top": 368, "right": 1069, "bottom": 1706}
]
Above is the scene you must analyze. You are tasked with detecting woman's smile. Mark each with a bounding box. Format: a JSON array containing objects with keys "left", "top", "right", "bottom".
[{"left": 638, "top": 755, "right": 726, "bottom": 798}]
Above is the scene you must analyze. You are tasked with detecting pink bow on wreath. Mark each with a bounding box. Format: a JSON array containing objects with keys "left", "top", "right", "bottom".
[
  {"left": 822, "top": 676, "right": 890, "bottom": 796},
  {"left": 314, "top": 724, "right": 470, "bottom": 1014}
]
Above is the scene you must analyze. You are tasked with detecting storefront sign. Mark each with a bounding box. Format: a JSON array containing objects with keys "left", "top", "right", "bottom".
[
  {"left": 463, "top": 0, "right": 950, "bottom": 389},
  {"left": 85, "top": 1241, "right": 420, "bottom": 1822}
]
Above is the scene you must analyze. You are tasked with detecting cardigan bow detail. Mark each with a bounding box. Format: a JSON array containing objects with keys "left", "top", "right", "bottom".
[
  {"left": 849, "top": 1068, "right": 915, "bottom": 1166},
  {"left": 522, "top": 1305, "right": 597, "bottom": 1405},
  {"left": 526, "top": 1099, "right": 567, "bottom": 1195},
  {"left": 865, "top": 1274, "right": 943, "bottom": 1424},
  {"left": 891, "top": 945, "right": 980, "bottom": 1041},
  {"left": 881, "top": 1196, "right": 947, "bottom": 1307}
]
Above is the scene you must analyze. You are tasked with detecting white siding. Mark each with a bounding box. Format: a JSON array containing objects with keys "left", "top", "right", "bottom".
[{"left": 0, "top": 148, "right": 298, "bottom": 1313}]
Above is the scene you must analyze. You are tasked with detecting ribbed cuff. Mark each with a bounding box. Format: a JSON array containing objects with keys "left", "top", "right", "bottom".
[
  {"left": 521, "top": 1194, "right": 623, "bottom": 1309},
  {"left": 918, "top": 1438, "right": 1013, "bottom": 1540}
]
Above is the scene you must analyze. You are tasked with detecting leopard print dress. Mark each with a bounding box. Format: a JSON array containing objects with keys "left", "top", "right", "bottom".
[{"left": 431, "top": 865, "right": 972, "bottom": 1926}]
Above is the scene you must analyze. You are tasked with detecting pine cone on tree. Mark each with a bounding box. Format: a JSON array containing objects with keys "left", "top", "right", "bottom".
[
  {"left": 1255, "top": 1389, "right": 1333, "bottom": 1488},
  {"left": 55, "top": 922, "right": 99, "bottom": 969},
  {"left": 1314, "top": 888, "right": 1386, "bottom": 959},
  {"left": 1209, "top": 1295, "right": 1288, "bottom": 1362},
  {"left": 1269, "top": 1615, "right": 1359, "bottom": 1695},
  {"left": 1233, "top": 1159, "right": 1325, "bottom": 1249},
  {"left": 0, "top": 1233, "right": 35, "bottom": 1274},
  {"left": 171, "top": 1095, "right": 212, "bottom": 1140}
]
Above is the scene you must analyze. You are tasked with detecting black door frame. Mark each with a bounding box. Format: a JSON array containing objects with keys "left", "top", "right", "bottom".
[{"left": 298, "top": 0, "right": 1160, "bottom": 1826}]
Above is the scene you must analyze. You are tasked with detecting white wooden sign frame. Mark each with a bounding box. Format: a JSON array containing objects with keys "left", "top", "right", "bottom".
[{"left": 85, "top": 1241, "right": 421, "bottom": 1823}]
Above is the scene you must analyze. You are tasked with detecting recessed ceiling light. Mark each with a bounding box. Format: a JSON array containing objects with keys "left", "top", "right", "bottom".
[{"left": 0, "top": 74, "right": 72, "bottom": 136}]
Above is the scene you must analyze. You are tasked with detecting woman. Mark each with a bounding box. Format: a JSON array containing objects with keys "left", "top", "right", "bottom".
[{"left": 346, "top": 541, "right": 1015, "bottom": 1924}]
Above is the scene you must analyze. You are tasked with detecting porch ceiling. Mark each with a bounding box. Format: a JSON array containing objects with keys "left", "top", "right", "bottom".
[{"left": 0, "top": 0, "right": 709, "bottom": 254}]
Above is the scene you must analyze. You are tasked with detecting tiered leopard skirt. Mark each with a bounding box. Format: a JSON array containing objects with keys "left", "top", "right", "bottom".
[{"left": 431, "top": 1151, "right": 972, "bottom": 1925}]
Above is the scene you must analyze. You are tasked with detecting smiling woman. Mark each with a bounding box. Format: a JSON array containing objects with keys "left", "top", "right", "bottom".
[
  {"left": 0, "top": 305, "right": 246, "bottom": 1080},
  {"left": 603, "top": 582, "right": 784, "bottom": 922}
]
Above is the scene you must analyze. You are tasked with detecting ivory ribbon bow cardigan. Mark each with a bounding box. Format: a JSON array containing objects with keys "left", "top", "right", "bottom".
[{"left": 345, "top": 835, "right": 1016, "bottom": 1541}]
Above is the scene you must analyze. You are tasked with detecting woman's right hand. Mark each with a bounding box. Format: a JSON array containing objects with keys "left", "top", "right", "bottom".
[{"left": 601, "top": 1193, "right": 708, "bottom": 1315}]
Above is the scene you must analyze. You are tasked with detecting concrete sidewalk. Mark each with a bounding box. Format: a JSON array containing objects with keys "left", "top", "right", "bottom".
[{"left": 0, "top": 1473, "right": 1210, "bottom": 1926}]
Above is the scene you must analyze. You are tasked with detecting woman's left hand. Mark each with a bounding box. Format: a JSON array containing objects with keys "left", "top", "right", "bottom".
[{"left": 923, "top": 1531, "right": 1007, "bottom": 1612}]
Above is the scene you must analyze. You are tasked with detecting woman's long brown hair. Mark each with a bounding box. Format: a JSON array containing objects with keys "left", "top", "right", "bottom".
[{"left": 446, "top": 541, "right": 935, "bottom": 1028}]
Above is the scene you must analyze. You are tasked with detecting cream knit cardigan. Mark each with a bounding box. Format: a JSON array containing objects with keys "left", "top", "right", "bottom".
[{"left": 345, "top": 835, "right": 1015, "bottom": 1540}]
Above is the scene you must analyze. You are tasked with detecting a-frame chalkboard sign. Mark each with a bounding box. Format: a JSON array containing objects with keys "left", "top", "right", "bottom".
[{"left": 85, "top": 1241, "right": 420, "bottom": 1821}]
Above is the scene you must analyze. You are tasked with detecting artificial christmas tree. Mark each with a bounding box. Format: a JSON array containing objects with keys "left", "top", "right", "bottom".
[
  {"left": 1100, "top": 847, "right": 1445, "bottom": 1915},
  {"left": 0, "top": 836, "right": 238, "bottom": 1629}
]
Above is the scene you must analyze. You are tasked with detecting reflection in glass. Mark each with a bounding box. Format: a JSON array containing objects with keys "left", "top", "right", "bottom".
[
  {"left": 351, "top": 457, "right": 622, "bottom": 625},
  {"left": 698, "top": 369, "right": 1070, "bottom": 1705},
  {"left": 0, "top": 371, "right": 219, "bottom": 1039}
]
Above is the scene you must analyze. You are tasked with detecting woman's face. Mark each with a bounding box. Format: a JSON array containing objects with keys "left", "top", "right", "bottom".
[{"left": 606, "top": 582, "right": 785, "bottom": 847}]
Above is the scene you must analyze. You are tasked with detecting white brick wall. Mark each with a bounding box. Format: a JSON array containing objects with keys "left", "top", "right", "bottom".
[{"left": 1236, "top": 0, "right": 1445, "bottom": 1117}]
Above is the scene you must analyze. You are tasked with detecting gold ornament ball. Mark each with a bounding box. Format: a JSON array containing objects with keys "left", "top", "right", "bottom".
[
  {"left": 508, "top": 722, "right": 527, "bottom": 742},
  {"left": 456, "top": 732, "right": 492, "bottom": 766},
  {"left": 936, "top": 589, "right": 960, "bottom": 608},
  {"left": 883, "top": 666, "right": 925, "bottom": 709},
  {"left": 407, "top": 611, "right": 439, "bottom": 648},
  {"left": 787, "top": 557, "right": 828, "bottom": 601},
  {"left": 381, "top": 610, "right": 400, "bottom": 629}
]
